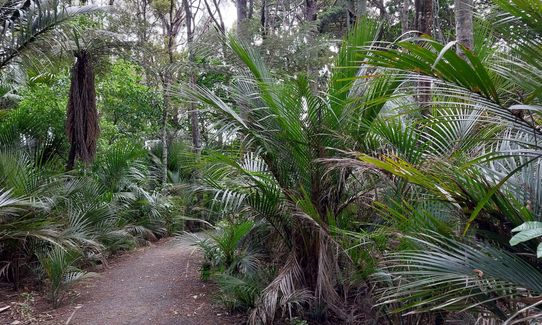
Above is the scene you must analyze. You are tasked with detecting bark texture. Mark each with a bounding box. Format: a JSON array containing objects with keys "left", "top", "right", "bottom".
[
  {"left": 236, "top": 0, "right": 248, "bottom": 39},
  {"left": 415, "top": 0, "right": 432, "bottom": 35},
  {"left": 305, "top": 0, "right": 317, "bottom": 21},
  {"left": 414, "top": 0, "right": 433, "bottom": 116},
  {"left": 401, "top": 0, "right": 410, "bottom": 34},
  {"left": 454, "top": 0, "right": 474, "bottom": 55},
  {"left": 66, "top": 50, "right": 99, "bottom": 170}
]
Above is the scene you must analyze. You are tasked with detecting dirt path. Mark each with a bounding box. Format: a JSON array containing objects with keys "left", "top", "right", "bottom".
[{"left": 22, "top": 237, "right": 243, "bottom": 325}]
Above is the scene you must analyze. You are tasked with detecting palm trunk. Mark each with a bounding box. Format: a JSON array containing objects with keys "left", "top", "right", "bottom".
[
  {"left": 66, "top": 50, "right": 99, "bottom": 171},
  {"left": 454, "top": 0, "right": 474, "bottom": 56}
]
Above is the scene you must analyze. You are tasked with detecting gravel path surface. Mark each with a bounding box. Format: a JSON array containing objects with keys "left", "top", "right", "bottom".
[{"left": 44, "top": 237, "right": 243, "bottom": 325}]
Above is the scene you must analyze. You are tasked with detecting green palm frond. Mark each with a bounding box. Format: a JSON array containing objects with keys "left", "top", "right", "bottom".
[
  {"left": 0, "top": 0, "right": 107, "bottom": 70},
  {"left": 510, "top": 222, "right": 542, "bottom": 258},
  {"left": 0, "top": 188, "right": 31, "bottom": 218},
  {"left": 376, "top": 232, "right": 542, "bottom": 320}
]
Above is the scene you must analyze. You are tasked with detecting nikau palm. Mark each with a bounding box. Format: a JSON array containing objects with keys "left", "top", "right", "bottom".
[
  {"left": 184, "top": 20, "right": 404, "bottom": 323},
  {"left": 329, "top": 0, "right": 542, "bottom": 322},
  {"left": 2, "top": 0, "right": 542, "bottom": 322}
]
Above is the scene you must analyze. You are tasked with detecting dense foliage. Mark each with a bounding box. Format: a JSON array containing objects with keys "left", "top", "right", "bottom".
[{"left": 1, "top": 0, "right": 542, "bottom": 324}]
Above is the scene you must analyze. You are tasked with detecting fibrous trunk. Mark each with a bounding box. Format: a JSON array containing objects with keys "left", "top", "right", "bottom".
[{"left": 66, "top": 50, "right": 99, "bottom": 170}]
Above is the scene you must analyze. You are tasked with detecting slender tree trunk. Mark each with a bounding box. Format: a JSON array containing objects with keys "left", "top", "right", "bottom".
[
  {"left": 415, "top": 0, "right": 433, "bottom": 116},
  {"left": 236, "top": 0, "right": 248, "bottom": 39},
  {"left": 260, "top": 0, "right": 267, "bottom": 38},
  {"left": 160, "top": 79, "right": 170, "bottom": 185},
  {"left": 415, "top": 0, "right": 432, "bottom": 35},
  {"left": 204, "top": 0, "right": 226, "bottom": 35},
  {"left": 454, "top": 0, "right": 474, "bottom": 56},
  {"left": 401, "top": 0, "right": 410, "bottom": 34},
  {"left": 159, "top": 0, "right": 177, "bottom": 186},
  {"left": 183, "top": 0, "right": 202, "bottom": 155}
]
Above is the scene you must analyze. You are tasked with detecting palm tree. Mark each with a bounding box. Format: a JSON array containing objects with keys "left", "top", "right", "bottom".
[
  {"left": 0, "top": 0, "right": 107, "bottom": 170},
  {"left": 335, "top": 0, "right": 542, "bottom": 322},
  {"left": 184, "top": 19, "right": 405, "bottom": 323}
]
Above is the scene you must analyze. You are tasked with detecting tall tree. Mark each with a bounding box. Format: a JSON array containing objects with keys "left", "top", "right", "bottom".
[
  {"left": 454, "top": 0, "right": 474, "bottom": 55},
  {"left": 183, "top": 0, "right": 202, "bottom": 155},
  {"left": 153, "top": 0, "right": 185, "bottom": 185}
]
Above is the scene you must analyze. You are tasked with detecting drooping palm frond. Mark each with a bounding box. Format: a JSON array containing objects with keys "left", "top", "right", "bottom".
[
  {"left": 0, "top": 0, "right": 106, "bottom": 70},
  {"left": 37, "top": 246, "right": 90, "bottom": 307},
  {"left": 0, "top": 188, "right": 31, "bottom": 219},
  {"left": 376, "top": 232, "right": 542, "bottom": 321},
  {"left": 510, "top": 222, "right": 542, "bottom": 258}
]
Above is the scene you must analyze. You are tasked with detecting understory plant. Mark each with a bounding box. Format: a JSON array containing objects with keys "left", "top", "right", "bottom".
[
  {"left": 189, "top": 220, "right": 268, "bottom": 311},
  {"left": 37, "top": 247, "right": 90, "bottom": 308},
  {"left": 185, "top": 1, "right": 542, "bottom": 323}
]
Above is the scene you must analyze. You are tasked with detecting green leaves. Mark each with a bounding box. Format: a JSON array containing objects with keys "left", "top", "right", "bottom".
[
  {"left": 377, "top": 232, "right": 542, "bottom": 318},
  {"left": 38, "top": 247, "right": 89, "bottom": 307},
  {"left": 510, "top": 222, "right": 542, "bottom": 258},
  {"left": 364, "top": 37, "right": 500, "bottom": 103},
  {"left": 0, "top": 0, "right": 107, "bottom": 70}
]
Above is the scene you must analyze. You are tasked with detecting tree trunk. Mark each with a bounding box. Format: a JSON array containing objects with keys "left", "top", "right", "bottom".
[
  {"left": 236, "top": 0, "right": 248, "bottom": 39},
  {"left": 415, "top": 0, "right": 432, "bottom": 35},
  {"left": 183, "top": 0, "right": 202, "bottom": 155},
  {"left": 66, "top": 50, "right": 99, "bottom": 171},
  {"left": 160, "top": 80, "right": 169, "bottom": 185},
  {"left": 415, "top": 0, "right": 433, "bottom": 116},
  {"left": 260, "top": 0, "right": 267, "bottom": 38},
  {"left": 304, "top": 0, "right": 317, "bottom": 21},
  {"left": 454, "top": 0, "right": 474, "bottom": 56},
  {"left": 159, "top": 0, "right": 177, "bottom": 186},
  {"left": 401, "top": 0, "right": 410, "bottom": 34}
]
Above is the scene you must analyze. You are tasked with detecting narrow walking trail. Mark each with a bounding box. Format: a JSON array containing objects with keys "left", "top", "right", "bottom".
[{"left": 45, "top": 237, "right": 242, "bottom": 325}]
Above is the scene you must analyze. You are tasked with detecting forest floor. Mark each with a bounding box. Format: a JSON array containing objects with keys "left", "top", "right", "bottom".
[{"left": 0, "top": 237, "right": 245, "bottom": 325}]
